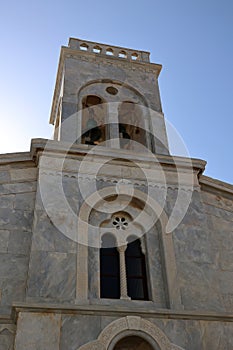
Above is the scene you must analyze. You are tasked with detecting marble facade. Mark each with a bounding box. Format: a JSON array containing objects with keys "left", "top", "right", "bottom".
[{"left": 0, "top": 38, "right": 233, "bottom": 349}]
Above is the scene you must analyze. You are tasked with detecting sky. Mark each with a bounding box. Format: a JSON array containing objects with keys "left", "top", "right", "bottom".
[{"left": 0, "top": 0, "right": 233, "bottom": 184}]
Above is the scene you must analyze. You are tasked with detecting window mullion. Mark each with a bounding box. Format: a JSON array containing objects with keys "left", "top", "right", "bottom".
[{"left": 117, "top": 245, "right": 131, "bottom": 300}]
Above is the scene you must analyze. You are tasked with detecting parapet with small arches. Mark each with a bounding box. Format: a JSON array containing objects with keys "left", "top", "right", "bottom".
[{"left": 68, "top": 37, "right": 150, "bottom": 62}]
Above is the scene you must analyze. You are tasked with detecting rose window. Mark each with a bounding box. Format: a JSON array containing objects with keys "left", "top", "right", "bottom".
[{"left": 112, "top": 216, "right": 128, "bottom": 230}]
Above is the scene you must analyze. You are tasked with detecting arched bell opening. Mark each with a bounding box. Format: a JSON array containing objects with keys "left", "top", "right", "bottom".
[
  {"left": 81, "top": 95, "right": 107, "bottom": 145},
  {"left": 118, "top": 101, "right": 148, "bottom": 151}
]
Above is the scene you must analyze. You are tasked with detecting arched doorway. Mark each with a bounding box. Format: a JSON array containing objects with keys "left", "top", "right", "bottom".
[{"left": 113, "top": 335, "right": 153, "bottom": 349}]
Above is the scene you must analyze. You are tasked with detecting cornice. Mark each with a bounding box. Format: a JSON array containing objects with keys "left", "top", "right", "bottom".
[
  {"left": 0, "top": 152, "right": 32, "bottom": 166},
  {"left": 30, "top": 138, "right": 206, "bottom": 175},
  {"left": 200, "top": 174, "right": 233, "bottom": 198},
  {"left": 61, "top": 46, "right": 162, "bottom": 72},
  {"left": 12, "top": 302, "right": 233, "bottom": 323}
]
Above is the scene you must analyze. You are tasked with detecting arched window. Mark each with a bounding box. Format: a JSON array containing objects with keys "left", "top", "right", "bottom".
[
  {"left": 82, "top": 95, "right": 107, "bottom": 145},
  {"left": 118, "top": 101, "right": 147, "bottom": 150},
  {"left": 126, "top": 239, "right": 149, "bottom": 300},
  {"left": 100, "top": 234, "right": 149, "bottom": 300},
  {"left": 100, "top": 234, "right": 120, "bottom": 299}
]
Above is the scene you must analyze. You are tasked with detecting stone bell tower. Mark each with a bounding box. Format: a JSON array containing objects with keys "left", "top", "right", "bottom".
[
  {"left": 50, "top": 37, "right": 169, "bottom": 155},
  {"left": 4, "top": 37, "right": 232, "bottom": 350}
]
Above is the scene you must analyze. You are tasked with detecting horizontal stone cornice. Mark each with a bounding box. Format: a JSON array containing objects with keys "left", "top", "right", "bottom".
[
  {"left": 0, "top": 152, "right": 32, "bottom": 165},
  {"left": 200, "top": 174, "right": 233, "bottom": 198},
  {"left": 12, "top": 302, "right": 233, "bottom": 323},
  {"left": 30, "top": 138, "right": 206, "bottom": 174}
]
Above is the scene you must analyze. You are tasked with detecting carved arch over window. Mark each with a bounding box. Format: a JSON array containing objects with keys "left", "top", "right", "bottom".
[
  {"left": 78, "top": 316, "right": 185, "bottom": 350},
  {"left": 77, "top": 79, "right": 149, "bottom": 108}
]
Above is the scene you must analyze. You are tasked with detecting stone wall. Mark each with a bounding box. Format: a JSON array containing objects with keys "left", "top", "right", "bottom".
[
  {"left": 0, "top": 155, "right": 36, "bottom": 315},
  {"left": 1, "top": 144, "right": 233, "bottom": 349},
  {"left": 12, "top": 308, "right": 233, "bottom": 350}
]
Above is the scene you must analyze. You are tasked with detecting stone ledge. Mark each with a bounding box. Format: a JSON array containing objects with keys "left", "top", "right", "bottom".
[
  {"left": 30, "top": 138, "right": 206, "bottom": 173},
  {"left": 12, "top": 302, "right": 233, "bottom": 323},
  {"left": 0, "top": 314, "right": 15, "bottom": 324},
  {"left": 200, "top": 175, "right": 233, "bottom": 197},
  {"left": 0, "top": 152, "right": 32, "bottom": 165}
]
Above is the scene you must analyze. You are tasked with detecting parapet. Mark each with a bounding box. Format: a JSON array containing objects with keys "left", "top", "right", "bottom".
[{"left": 68, "top": 37, "right": 150, "bottom": 63}]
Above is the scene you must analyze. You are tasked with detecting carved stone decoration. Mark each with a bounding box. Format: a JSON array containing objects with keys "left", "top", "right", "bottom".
[
  {"left": 0, "top": 325, "right": 16, "bottom": 334},
  {"left": 77, "top": 316, "right": 185, "bottom": 350}
]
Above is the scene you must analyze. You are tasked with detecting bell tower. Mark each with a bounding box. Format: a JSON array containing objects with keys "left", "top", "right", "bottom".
[
  {"left": 1, "top": 36, "right": 232, "bottom": 350},
  {"left": 50, "top": 38, "right": 169, "bottom": 155}
]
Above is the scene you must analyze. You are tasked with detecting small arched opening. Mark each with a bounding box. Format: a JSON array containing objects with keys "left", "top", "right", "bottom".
[
  {"left": 113, "top": 335, "right": 154, "bottom": 349},
  {"left": 81, "top": 95, "right": 107, "bottom": 145},
  {"left": 118, "top": 101, "right": 147, "bottom": 150}
]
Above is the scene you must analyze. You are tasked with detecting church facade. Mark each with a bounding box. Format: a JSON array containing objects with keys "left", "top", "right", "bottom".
[{"left": 0, "top": 38, "right": 233, "bottom": 349}]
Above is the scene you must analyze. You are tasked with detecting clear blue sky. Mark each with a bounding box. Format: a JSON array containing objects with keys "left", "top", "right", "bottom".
[{"left": 0, "top": 0, "right": 233, "bottom": 184}]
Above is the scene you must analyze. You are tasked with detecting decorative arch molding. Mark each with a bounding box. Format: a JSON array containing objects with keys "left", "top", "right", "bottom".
[
  {"left": 77, "top": 79, "right": 149, "bottom": 107},
  {"left": 75, "top": 187, "right": 183, "bottom": 309},
  {"left": 77, "top": 316, "right": 185, "bottom": 350}
]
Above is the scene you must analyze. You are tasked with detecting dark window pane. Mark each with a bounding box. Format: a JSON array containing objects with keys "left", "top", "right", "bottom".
[
  {"left": 126, "top": 240, "right": 149, "bottom": 300},
  {"left": 100, "top": 247, "right": 120, "bottom": 299},
  {"left": 100, "top": 277, "right": 120, "bottom": 299},
  {"left": 126, "top": 257, "right": 142, "bottom": 276},
  {"left": 127, "top": 279, "right": 144, "bottom": 299},
  {"left": 100, "top": 255, "right": 119, "bottom": 275},
  {"left": 126, "top": 240, "right": 142, "bottom": 256}
]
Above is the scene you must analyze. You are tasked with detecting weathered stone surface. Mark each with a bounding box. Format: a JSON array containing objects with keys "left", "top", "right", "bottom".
[
  {"left": 10, "top": 168, "right": 37, "bottom": 182},
  {"left": 201, "top": 321, "right": 233, "bottom": 350},
  {"left": 14, "top": 312, "right": 60, "bottom": 350},
  {"left": 88, "top": 247, "right": 99, "bottom": 299},
  {"left": 0, "top": 194, "right": 14, "bottom": 209},
  {"left": 0, "top": 251, "right": 28, "bottom": 310},
  {"left": 0, "top": 327, "right": 14, "bottom": 350},
  {"left": 60, "top": 315, "right": 101, "bottom": 349},
  {"left": 0, "top": 230, "right": 10, "bottom": 253},
  {"left": 173, "top": 225, "right": 217, "bottom": 264},
  {"left": 0, "top": 171, "right": 10, "bottom": 184},
  {"left": 7, "top": 230, "right": 32, "bottom": 255},
  {"left": 0, "top": 209, "right": 33, "bottom": 230},
  {"left": 146, "top": 228, "right": 166, "bottom": 307},
  {"left": 0, "top": 181, "right": 36, "bottom": 195},
  {"left": 31, "top": 210, "right": 77, "bottom": 253},
  {"left": 0, "top": 254, "right": 28, "bottom": 280},
  {"left": 27, "top": 251, "right": 76, "bottom": 299},
  {"left": 177, "top": 260, "right": 224, "bottom": 311},
  {"left": 0, "top": 278, "right": 27, "bottom": 306},
  {"left": 151, "top": 317, "right": 233, "bottom": 350},
  {"left": 14, "top": 192, "right": 35, "bottom": 211}
]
